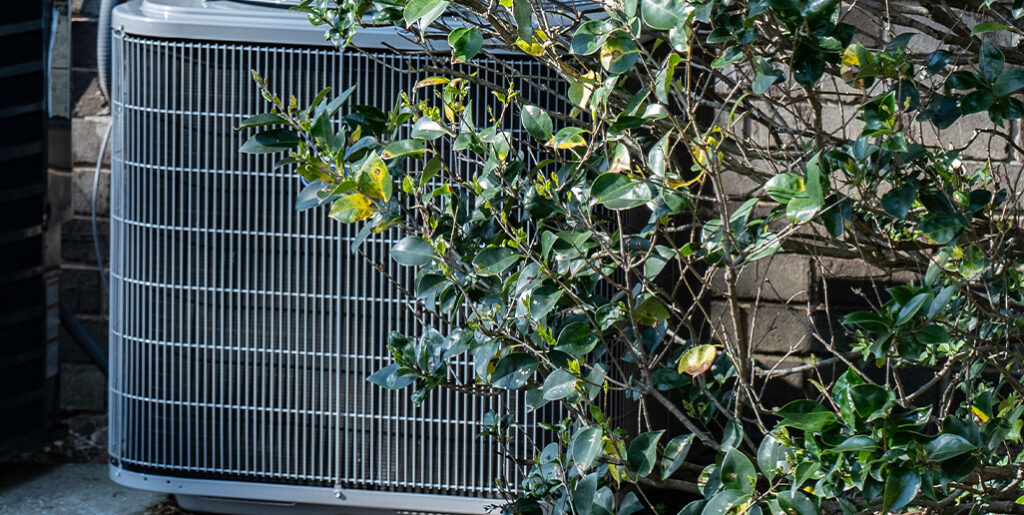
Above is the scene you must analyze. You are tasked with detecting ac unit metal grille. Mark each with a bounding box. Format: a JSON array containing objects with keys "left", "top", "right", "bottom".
[{"left": 109, "top": 32, "right": 566, "bottom": 502}]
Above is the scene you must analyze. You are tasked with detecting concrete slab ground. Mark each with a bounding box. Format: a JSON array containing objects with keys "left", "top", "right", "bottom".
[{"left": 0, "top": 462, "right": 169, "bottom": 514}]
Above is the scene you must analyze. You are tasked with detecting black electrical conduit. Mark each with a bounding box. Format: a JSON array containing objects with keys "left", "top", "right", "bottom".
[
  {"left": 55, "top": 0, "right": 118, "bottom": 378},
  {"left": 60, "top": 301, "right": 109, "bottom": 377}
]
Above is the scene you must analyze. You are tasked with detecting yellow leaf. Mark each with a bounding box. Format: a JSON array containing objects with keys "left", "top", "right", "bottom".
[
  {"left": 515, "top": 38, "right": 544, "bottom": 56},
  {"left": 328, "top": 193, "right": 373, "bottom": 223},
  {"left": 840, "top": 45, "right": 864, "bottom": 89},
  {"left": 972, "top": 405, "right": 990, "bottom": 423},
  {"left": 677, "top": 344, "right": 717, "bottom": 376},
  {"left": 667, "top": 169, "right": 704, "bottom": 189},
  {"left": 357, "top": 151, "right": 392, "bottom": 201},
  {"left": 414, "top": 76, "right": 450, "bottom": 89},
  {"left": 608, "top": 464, "right": 622, "bottom": 488},
  {"left": 608, "top": 145, "right": 630, "bottom": 174},
  {"left": 841, "top": 46, "right": 859, "bottom": 67}
]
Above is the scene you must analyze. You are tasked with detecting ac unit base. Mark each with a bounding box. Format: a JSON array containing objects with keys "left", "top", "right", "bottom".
[
  {"left": 109, "top": 466, "right": 493, "bottom": 514},
  {"left": 175, "top": 495, "right": 406, "bottom": 515}
]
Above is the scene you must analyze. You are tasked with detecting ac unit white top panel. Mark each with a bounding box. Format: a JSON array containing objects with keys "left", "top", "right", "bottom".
[{"left": 112, "top": 0, "right": 421, "bottom": 49}]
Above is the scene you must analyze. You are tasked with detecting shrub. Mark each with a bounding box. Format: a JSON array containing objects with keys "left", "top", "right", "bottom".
[{"left": 243, "top": 0, "right": 1024, "bottom": 512}]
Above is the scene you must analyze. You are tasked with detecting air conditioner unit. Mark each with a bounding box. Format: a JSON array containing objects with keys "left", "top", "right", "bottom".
[{"left": 107, "top": 1, "right": 570, "bottom": 512}]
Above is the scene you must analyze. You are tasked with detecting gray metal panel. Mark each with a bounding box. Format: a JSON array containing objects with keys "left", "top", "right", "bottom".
[
  {"left": 111, "top": 0, "right": 598, "bottom": 48},
  {"left": 108, "top": 26, "right": 568, "bottom": 511},
  {"left": 112, "top": 0, "right": 428, "bottom": 48},
  {"left": 111, "top": 468, "right": 495, "bottom": 513}
]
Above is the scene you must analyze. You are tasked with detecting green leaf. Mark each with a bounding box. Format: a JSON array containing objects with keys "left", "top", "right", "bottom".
[
  {"left": 793, "top": 461, "right": 821, "bottom": 490},
  {"left": 570, "top": 427, "right": 604, "bottom": 470},
  {"left": 321, "top": 84, "right": 357, "bottom": 117},
  {"left": 552, "top": 126, "right": 589, "bottom": 149},
  {"left": 776, "top": 491, "right": 817, "bottom": 515},
  {"left": 676, "top": 344, "right": 716, "bottom": 376},
  {"left": 764, "top": 173, "right": 803, "bottom": 203},
  {"left": 756, "top": 434, "right": 789, "bottom": 480},
  {"left": 357, "top": 151, "right": 392, "bottom": 201},
  {"left": 821, "top": 194, "right": 851, "bottom": 237},
  {"left": 295, "top": 181, "right": 327, "bottom": 211},
  {"left": 641, "top": 0, "right": 690, "bottom": 30},
  {"left": 528, "top": 286, "right": 562, "bottom": 319},
  {"left": 571, "top": 19, "right": 614, "bottom": 55},
  {"left": 574, "top": 472, "right": 598, "bottom": 515},
  {"left": 473, "top": 247, "right": 518, "bottom": 275},
  {"left": 512, "top": 0, "right": 533, "bottom": 42},
  {"left": 752, "top": 56, "right": 784, "bottom": 95},
  {"left": 448, "top": 27, "right": 482, "bottom": 62},
  {"left": 655, "top": 54, "right": 683, "bottom": 103},
  {"left": 803, "top": 0, "right": 838, "bottom": 17},
  {"left": 896, "top": 292, "right": 929, "bottom": 325},
  {"left": 916, "top": 325, "right": 949, "bottom": 345},
  {"left": 972, "top": 22, "right": 1010, "bottom": 36},
  {"left": 627, "top": 430, "right": 665, "bottom": 478},
  {"left": 644, "top": 245, "right": 676, "bottom": 279},
  {"left": 617, "top": 492, "right": 643, "bottom": 515},
  {"left": 411, "top": 117, "right": 447, "bottom": 140},
  {"left": 993, "top": 69, "right": 1024, "bottom": 97},
  {"left": 381, "top": 139, "right": 426, "bottom": 159},
  {"left": 711, "top": 46, "right": 744, "bottom": 68},
  {"left": 555, "top": 322, "right": 600, "bottom": 356},
  {"left": 786, "top": 195, "right": 820, "bottom": 223},
  {"left": 926, "top": 50, "right": 952, "bottom": 75},
  {"left": 390, "top": 236, "right": 434, "bottom": 266},
  {"left": 490, "top": 353, "right": 539, "bottom": 389},
  {"left": 661, "top": 434, "right": 695, "bottom": 480},
  {"left": 882, "top": 471, "right": 921, "bottom": 513},
  {"left": 521, "top": 105, "right": 553, "bottom": 141},
  {"left": 919, "top": 95, "right": 961, "bottom": 129},
  {"left": 403, "top": 0, "right": 449, "bottom": 28},
  {"left": 600, "top": 35, "right": 639, "bottom": 75},
  {"left": 328, "top": 193, "right": 374, "bottom": 223},
  {"left": 960, "top": 89, "right": 994, "bottom": 115},
  {"left": 541, "top": 369, "right": 578, "bottom": 400},
  {"left": 947, "top": 71, "right": 983, "bottom": 91},
  {"left": 720, "top": 449, "right": 756, "bottom": 494},
  {"left": 831, "top": 435, "right": 878, "bottom": 452},
  {"left": 919, "top": 213, "right": 962, "bottom": 244},
  {"left": 635, "top": 296, "right": 670, "bottom": 325},
  {"left": 591, "top": 173, "right": 652, "bottom": 209},
  {"left": 420, "top": 156, "right": 442, "bottom": 187},
  {"left": 776, "top": 400, "right": 837, "bottom": 432},
  {"left": 367, "top": 363, "right": 415, "bottom": 390},
  {"left": 804, "top": 153, "right": 823, "bottom": 207},
  {"left": 793, "top": 42, "right": 825, "bottom": 85},
  {"left": 980, "top": 38, "right": 1005, "bottom": 81},
  {"left": 236, "top": 112, "right": 286, "bottom": 130},
  {"left": 240, "top": 129, "right": 300, "bottom": 154},
  {"left": 881, "top": 183, "right": 916, "bottom": 219},
  {"left": 925, "top": 434, "right": 978, "bottom": 461},
  {"left": 850, "top": 383, "right": 889, "bottom": 418},
  {"left": 701, "top": 489, "right": 750, "bottom": 515}
]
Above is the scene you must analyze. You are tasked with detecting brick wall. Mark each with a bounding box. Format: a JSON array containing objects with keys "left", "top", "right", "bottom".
[
  {"left": 62, "top": 0, "right": 110, "bottom": 413},
  {"left": 707, "top": 16, "right": 1024, "bottom": 408}
]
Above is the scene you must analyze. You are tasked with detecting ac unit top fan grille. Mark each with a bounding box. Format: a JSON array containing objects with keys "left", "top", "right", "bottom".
[{"left": 108, "top": 30, "right": 566, "bottom": 509}]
